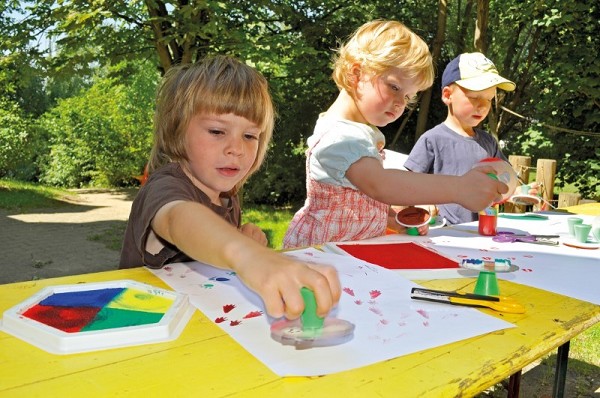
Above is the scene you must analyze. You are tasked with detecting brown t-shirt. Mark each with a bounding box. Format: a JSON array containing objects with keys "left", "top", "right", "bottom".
[{"left": 119, "top": 162, "right": 241, "bottom": 269}]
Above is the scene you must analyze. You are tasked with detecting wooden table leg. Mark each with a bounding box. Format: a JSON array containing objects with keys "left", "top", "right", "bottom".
[
  {"left": 552, "top": 341, "right": 570, "bottom": 398},
  {"left": 507, "top": 370, "right": 522, "bottom": 398}
]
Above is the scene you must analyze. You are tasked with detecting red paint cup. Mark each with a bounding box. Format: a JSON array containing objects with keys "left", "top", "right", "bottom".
[{"left": 478, "top": 206, "right": 498, "bottom": 236}]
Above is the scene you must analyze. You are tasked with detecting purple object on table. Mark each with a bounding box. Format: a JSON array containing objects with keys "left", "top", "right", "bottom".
[{"left": 492, "top": 231, "right": 559, "bottom": 245}]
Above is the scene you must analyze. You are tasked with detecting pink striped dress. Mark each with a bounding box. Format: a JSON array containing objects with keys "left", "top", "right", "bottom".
[{"left": 283, "top": 117, "right": 388, "bottom": 248}]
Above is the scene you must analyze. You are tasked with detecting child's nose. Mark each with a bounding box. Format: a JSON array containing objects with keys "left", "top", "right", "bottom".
[
  {"left": 394, "top": 95, "right": 406, "bottom": 110},
  {"left": 226, "top": 137, "right": 244, "bottom": 156}
]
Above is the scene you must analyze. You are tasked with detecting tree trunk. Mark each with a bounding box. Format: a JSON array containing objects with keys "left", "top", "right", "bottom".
[
  {"left": 475, "top": 0, "right": 495, "bottom": 135},
  {"left": 143, "top": 1, "right": 212, "bottom": 73},
  {"left": 474, "top": 0, "right": 489, "bottom": 53},
  {"left": 413, "top": 0, "right": 448, "bottom": 141},
  {"left": 457, "top": 0, "right": 474, "bottom": 54}
]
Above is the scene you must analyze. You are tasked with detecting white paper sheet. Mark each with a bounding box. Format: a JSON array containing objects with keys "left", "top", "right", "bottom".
[
  {"left": 151, "top": 249, "right": 514, "bottom": 376},
  {"left": 363, "top": 213, "right": 600, "bottom": 305}
]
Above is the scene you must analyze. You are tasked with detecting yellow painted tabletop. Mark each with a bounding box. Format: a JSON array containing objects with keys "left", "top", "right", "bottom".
[
  {"left": 562, "top": 202, "right": 600, "bottom": 216},
  {"left": 1, "top": 267, "right": 598, "bottom": 397}
]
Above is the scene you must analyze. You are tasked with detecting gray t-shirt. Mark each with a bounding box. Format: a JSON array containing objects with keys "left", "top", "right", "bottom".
[
  {"left": 404, "top": 123, "right": 506, "bottom": 225},
  {"left": 119, "top": 162, "right": 241, "bottom": 269}
]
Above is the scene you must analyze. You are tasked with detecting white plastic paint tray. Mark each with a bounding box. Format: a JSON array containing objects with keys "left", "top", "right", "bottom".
[{"left": 0, "top": 280, "right": 195, "bottom": 354}]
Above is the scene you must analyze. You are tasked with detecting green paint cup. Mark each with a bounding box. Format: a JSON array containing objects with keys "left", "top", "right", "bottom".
[
  {"left": 574, "top": 224, "right": 592, "bottom": 244},
  {"left": 567, "top": 217, "right": 583, "bottom": 236},
  {"left": 474, "top": 271, "right": 500, "bottom": 296}
]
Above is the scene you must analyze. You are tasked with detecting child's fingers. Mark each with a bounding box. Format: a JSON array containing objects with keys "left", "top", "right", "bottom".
[
  {"left": 303, "top": 265, "right": 341, "bottom": 317},
  {"left": 280, "top": 288, "right": 305, "bottom": 320},
  {"left": 261, "top": 289, "right": 287, "bottom": 319}
]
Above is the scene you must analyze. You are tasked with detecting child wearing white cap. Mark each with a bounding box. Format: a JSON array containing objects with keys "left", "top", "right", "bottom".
[{"left": 404, "top": 52, "right": 517, "bottom": 225}]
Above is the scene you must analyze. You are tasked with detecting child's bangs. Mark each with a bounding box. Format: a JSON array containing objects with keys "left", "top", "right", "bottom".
[{"left": 192, "top": 75, "right": 272, "bottom": 133}]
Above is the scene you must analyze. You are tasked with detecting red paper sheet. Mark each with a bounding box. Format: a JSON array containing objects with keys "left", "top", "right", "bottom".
[{"left": 334, "top": 242, "right": 459, "bottom": 270}]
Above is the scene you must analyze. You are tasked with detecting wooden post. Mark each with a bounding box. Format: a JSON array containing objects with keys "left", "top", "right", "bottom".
[
  {"left": 505, "top": 155, "right": 531, "bottom": 213},
  {"left": 536, "top": 159, "right": 556, "bottom": 210},
  {"left": 508, "top": 155, "right": 531, "bottom": 184},
  {"left": 557, "top": 192, "right": 581, "bottom": 208}
]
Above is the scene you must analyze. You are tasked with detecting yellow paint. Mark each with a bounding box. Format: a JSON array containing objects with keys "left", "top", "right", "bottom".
[{"left": 107, "top": 288, "right": 174, "bottom": 313}]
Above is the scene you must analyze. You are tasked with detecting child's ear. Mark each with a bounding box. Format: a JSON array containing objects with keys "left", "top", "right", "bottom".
[
  {"left": 441, "top": 86, "right": 453, "bottom": 105},
  {"left": 349, "top": 63, "right": 362, "bottom": 84}
]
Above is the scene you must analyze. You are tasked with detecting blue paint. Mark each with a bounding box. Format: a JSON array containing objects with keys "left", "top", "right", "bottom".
[
  {"left": 40, "top": 288, "right": 125, "bottom": 308},
  {"left": 209, "top": 277, "right": 230, "bottom": 282}
]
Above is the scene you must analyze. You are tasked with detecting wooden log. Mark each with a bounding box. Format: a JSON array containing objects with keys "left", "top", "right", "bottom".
[
  {"left": 508, "top": 155, "right": 531, "bottom": 184},
  {"left": 535, "top": 159, "right": 556, "bottom": 210},
  {"left": 506, "top": 155, "right": 532, "bottom": 213},
  {"left": 558, "top": 192, "right": 581, "bottom": 208}
]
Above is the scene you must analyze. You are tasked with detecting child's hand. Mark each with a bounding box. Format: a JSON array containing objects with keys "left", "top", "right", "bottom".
[
  {"left": 525, "top": 182, "right": 540, "bottom": 196},
  {"left": 240, "top": 222, "right": 268, "bottom": 246},
  {"left": 459, "top": 167, "right": 508, "bottom": 211},
  {"left": 416, "top": 223, "right": 429, "bottom": 235},
  {"left": 234, "top": 254, "right": 341, "bottom": 320}
]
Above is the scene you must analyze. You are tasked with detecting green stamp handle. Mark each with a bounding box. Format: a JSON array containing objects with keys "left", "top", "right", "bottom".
[
  {"left": 300, "top": 287, "right": 324, "bottom": 331},
  {"left": 406, "top": 226, "right": 419, "bottom": 236}
]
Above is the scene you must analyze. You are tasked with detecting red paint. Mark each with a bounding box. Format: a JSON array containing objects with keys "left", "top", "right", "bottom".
[
  {"left": 229, "top": 320, "right": 242, "bottom": 326},
  {"left": 343, "top": 287, "right": 355, "bottom": 296},
  {"left": 335, "top": 242, "right": 459, "bottom": 270},
  {"left": 369, "top": 290, "right": 382, "bottom": 299},
  {"left": 23, "top": 304, "right": 101, "bottom": 333},
  {"left": 243, "top": 311, "right": 262, "bottom": 319},
  {"left": 369, "top": 307, "right": 383, "bottom": 316},
  {"left": 215, "top": 317, "right": 227, "bottom": 323},
  {"left": 223, "top": 304, "right": 235, "bottom": 313}
]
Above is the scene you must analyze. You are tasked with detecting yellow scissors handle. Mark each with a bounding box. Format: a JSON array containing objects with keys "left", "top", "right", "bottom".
[{"left": 450, "top": 296, "right": 526, "bottom": 314}]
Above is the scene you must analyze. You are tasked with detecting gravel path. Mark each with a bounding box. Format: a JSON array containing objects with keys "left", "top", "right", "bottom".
[{"left": 0, "top": 188, "right": 135, "bottom": 284}]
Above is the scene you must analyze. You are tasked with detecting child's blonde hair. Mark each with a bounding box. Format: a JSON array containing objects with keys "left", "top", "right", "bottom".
[
  {"left": 150, "top": 55, "right": 275, "bottom": 195},
  {"left": 332, "top": 20, "right": 434, "bottom": 96}
]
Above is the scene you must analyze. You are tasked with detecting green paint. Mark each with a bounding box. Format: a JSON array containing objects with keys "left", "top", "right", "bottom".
[{"left": 82, "top": 307, "right": 164, "bottom": 331}]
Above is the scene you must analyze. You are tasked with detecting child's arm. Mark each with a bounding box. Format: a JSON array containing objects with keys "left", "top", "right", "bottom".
[
  {"left": 151, "top": 200, "right": 341, "bottom": 319},
  {"left": 346, "top": 157, "right": 507, "bottom": 211}
]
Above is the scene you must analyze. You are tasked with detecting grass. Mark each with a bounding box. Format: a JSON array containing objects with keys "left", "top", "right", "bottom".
[
  {"left": 1, "top": 178, "right": 599, "bottom": 387},
  {"left": 0, "top": 179, "right": 77, "bottom": 211},
  {"left": 241, "top": 205, "right": 294, "bottom": 249}
]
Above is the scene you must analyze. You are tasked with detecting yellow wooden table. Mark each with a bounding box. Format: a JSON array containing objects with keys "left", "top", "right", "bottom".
[
  {"left": 1, "top": 266, "right": 598, "bottom": 398},
  {"left": 562, "top": 202, "right": 600, "bottom": 216}
]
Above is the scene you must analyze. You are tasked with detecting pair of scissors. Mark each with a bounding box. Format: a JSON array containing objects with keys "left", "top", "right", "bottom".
[
  {"left": 410, "top": 287, "right": 526, "bottom": 314},
  {"left": 492, "top": 231, "right": 559, "bottom": 246}
]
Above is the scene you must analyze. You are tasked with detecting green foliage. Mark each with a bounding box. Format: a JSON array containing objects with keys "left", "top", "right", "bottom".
[
  {"left": 1, "top": 0, "right": 598, "bottom": 203},
  {"left": 498, "top": 1, "right": 599, "bottom": 200},
  {"left": 38, "top": 61, "right": 158, "bottom": 187},
  {"left": 0, "top": 102, "right": 46, "bottom": 181}
]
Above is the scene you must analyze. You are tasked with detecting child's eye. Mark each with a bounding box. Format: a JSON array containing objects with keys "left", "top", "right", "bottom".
[
  {"left": 389, "top": 84, "right": 400, "bottom": 92},
  {"left": 244, "top": 133, "right": 259, "bottom": 140},
  {"left": 208, "top": 129, "right": 224, "bottom": 135}
]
